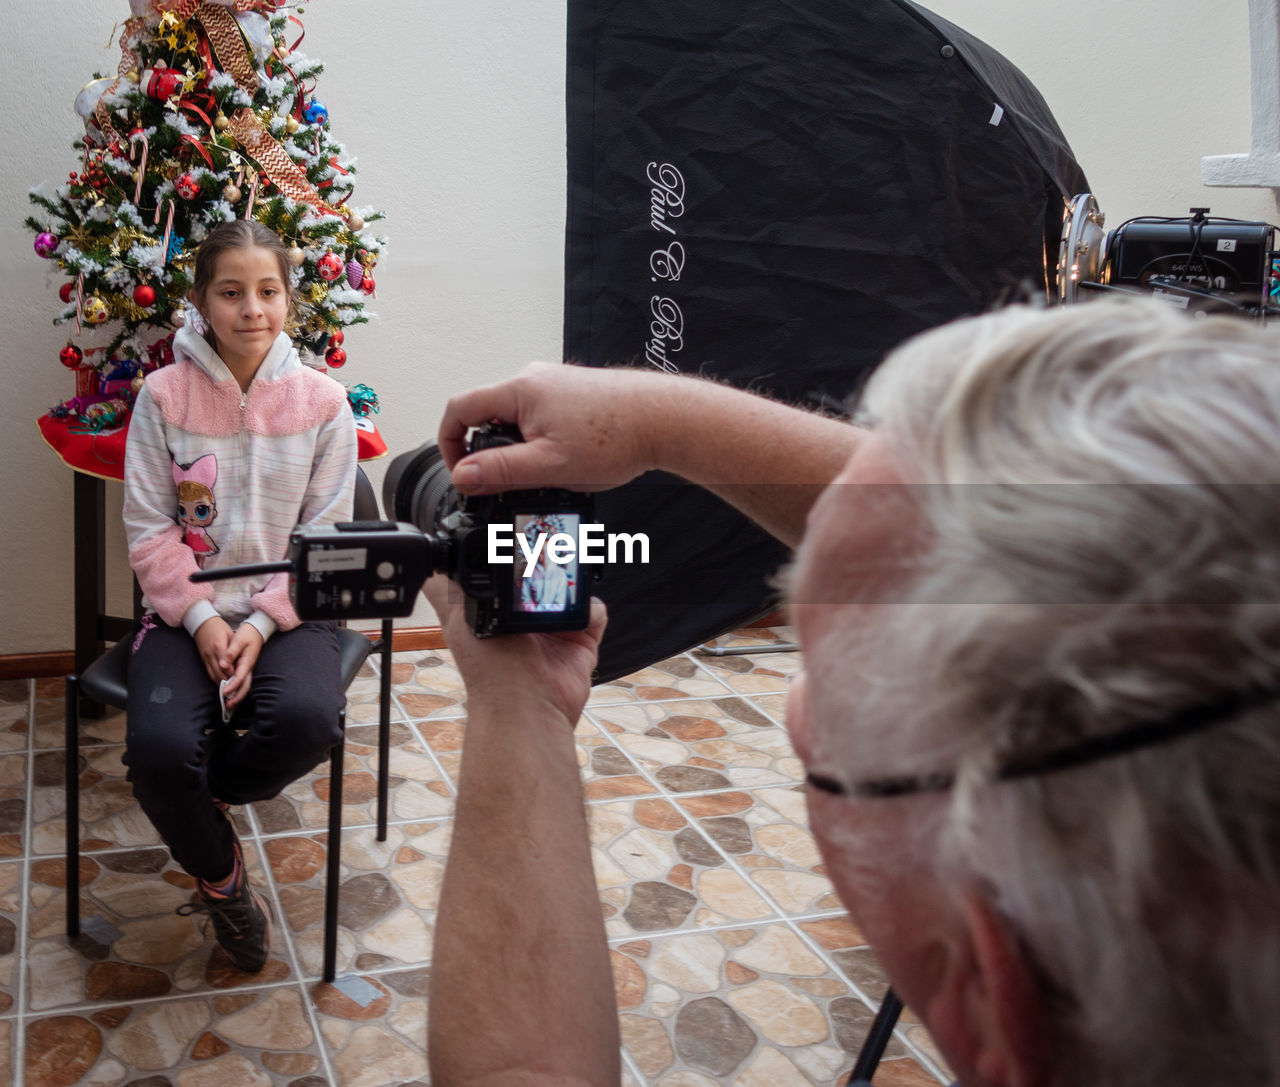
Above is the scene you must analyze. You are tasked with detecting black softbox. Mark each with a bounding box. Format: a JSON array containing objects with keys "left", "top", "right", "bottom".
[{"left": 564, "top": 0, "right": 1089, "bottom": 681}]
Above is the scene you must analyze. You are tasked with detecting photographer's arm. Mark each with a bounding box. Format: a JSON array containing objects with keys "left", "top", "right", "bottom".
[
  {"left": 425, "top": 578, "right": 620, "bottom": 1087},
  {"left": 439, "top": 362, "right": 861, "bottom": 547}
]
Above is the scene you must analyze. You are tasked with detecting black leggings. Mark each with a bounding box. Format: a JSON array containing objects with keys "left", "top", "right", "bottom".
[{"left": 122, "top": 616, "right": 344, "bottom": 882}]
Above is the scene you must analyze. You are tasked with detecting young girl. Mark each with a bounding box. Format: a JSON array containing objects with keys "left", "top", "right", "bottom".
[{"left": 122, "top": 220, "right": 357, "bottom": 972}]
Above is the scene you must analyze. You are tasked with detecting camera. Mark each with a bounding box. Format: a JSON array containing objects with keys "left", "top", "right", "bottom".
[
  {"left": 1059, "top": 194, "right": 1279, "bottom": 320},
  {"left": 194, "top": 423, "right": 597, "bottom": 636}
]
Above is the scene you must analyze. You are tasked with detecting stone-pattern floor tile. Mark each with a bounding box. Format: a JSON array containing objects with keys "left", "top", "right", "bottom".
[
  {"left": 588, "top": 655, "right": 733, "bottom": 706},
  {"left": 386, "top": 650, "right": 467, "bottom": 720},
  {"left": 609, "top": 922, "right": 920, "bottom": 1085},
  {"left": 26, "top": 842, "right": 290, "bottom": 1013},
  {"left": 676, "top": 786, "right": 844, "bottom": 919},
  {"left": 271, "top": 727, "right": 454, "bottom": 833},
  {"left": 0, "top": 754, "right": 26, "bottom": 859},
  {"left": 36, "top": 700, "right": 127, "bottom": 751},
  {"left": 23, "top": 988, "right": 325, "bottom": 1087},
  {"left": 312, "top": 967, "right": 430, "bottom": 1087},
  {"left": 588, "top": 697, "right": 805, "bottom": 791},
  {"left": 0, "top": 861, "right": 20, "bottom": 1016},
  {"left": 0, "top": 684, "right": 28, "bottom": 754},
  {"left": 590, "top": 797, "right": 778, "bottom": 940},
  {"left": 692, "top": 639, "right": 802, "bottom": 697},
  {"left": 426, "top": 712, "right": 656, "bottom": 802},
  {"left": 4, "top": 633, "right": 950, "bottom": 1085},
  {"left": 32, "top": 743, "right": 163, "bottom": 858},
  {"left": 268, "top": 823, "right": 446, "bottom": 979}
]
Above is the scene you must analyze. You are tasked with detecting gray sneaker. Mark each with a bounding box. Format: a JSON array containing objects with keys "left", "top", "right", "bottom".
[{"left": 178, "top": 843, "right": 272, "bottom": 972}]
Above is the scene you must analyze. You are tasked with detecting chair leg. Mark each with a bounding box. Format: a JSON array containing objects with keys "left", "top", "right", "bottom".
[
  {"left": 322, "top": 712, "right": 345, "bottom": 983},
  {"left": 847, "top": 988, "right": 903, "bottom": 1085},
  {"left": 376, "top": 618, "right": 393, "bottom": 841},
  {"left": 64, "top": 675, "right": 81, "bottom": 939}
]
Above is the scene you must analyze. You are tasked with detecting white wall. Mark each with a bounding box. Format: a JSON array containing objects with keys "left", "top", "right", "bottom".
[{"left": 0, "top": 0, "right": 1274, "bottom": 656}]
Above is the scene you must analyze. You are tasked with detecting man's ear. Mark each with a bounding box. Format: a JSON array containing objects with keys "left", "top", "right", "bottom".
[{"left": 921, "top": 893, "right": 1050, "bottom": 1087}]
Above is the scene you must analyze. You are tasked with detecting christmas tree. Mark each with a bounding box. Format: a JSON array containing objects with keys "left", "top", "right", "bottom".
[{"left": 26, "top": 0, "right": 385, "bottom": 462}]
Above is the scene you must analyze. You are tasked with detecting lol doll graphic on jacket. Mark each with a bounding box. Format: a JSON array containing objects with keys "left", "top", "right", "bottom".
[{"left": 173, "top": 453, "right": 220, "bottom": 565}]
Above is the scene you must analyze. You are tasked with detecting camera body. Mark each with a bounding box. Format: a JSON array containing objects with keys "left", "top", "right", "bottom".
[{"left": 287, "top": 423, "right": 595, "bottom": 635}]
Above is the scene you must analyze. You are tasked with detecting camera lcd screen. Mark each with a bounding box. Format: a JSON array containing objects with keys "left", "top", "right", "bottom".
[{"left": 513, "top": 513, "right": 581, "bottom": 614}]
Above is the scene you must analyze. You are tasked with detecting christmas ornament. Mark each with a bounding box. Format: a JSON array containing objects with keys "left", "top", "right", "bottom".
[
  {"left": 140, "top": 67, "right": 184, "bottom": 101},
  {"left": 59, "top": 282, "right": 74, "bottom": 303},
  {"left": 303, "top": 99, "right": 329, "bottom": 125},
  {"left": 345, "top": 259, "right": 364, "bottom": 289},
  {"left": 223, "top": 183, "right": 242, "bottom": 202},
  {"left": 285, "top": 115, "right": 300, "bottom": 134},
  {"left": 329, "top": 329, "right": 345, "bottom": 346},
  {"left": 60, "top": 344, "right": 84, "bottom": 369},
  {"left": 347, "top": 212, "right": 365, "bottom": 231},
  {"left": 316, "top": 252, "right": 343, "bottom": 281},
  {"left": 359, "top": 275, "right": 375, "bottom": 296},
  {"left": 83, "top": 296, "right": 109, "bottom": 324},
  {"left": 214, "top": 112, "right": 229, "bottom": 131},
  {"left": 133, "top": 284, "right": 157, "bottom": 308},
  {"left": 286, "top": 245, "right": 306, "bottom": 267},
  {"left": 325, "top": 346, "right": 347, "bottom": 368},
  {"left": 171, "top": 308, "right": 186, "bottom": 328},
  {"left": 175, "top": 172, "right": 200, "bottom": 200},
  {"left": 34, "top": 232, "right": 59, "bottom": 258},
  {"left": 132, "top": 374, "right": 146, "bottom": 396}
]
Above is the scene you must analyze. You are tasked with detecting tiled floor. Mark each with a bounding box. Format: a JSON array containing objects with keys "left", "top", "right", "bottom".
[{"left": 0, "top": 627, "right": 951, "bottom": 1086}]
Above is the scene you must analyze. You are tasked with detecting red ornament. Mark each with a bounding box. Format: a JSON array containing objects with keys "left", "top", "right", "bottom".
[
  {"left": 60, "top": 344, "right": 84, "bottom": 369},
  {"left": 59, "top": 282, "right": 75, "bottom": 303},
  {"left": 359, "top": 275, "right": 375, "bottom": 296},
  {"left": 325, "top": 347, "right": 348, "bottom": 368},
  {"left": 133, "top": 284, "right": 157, "bottom": 308},
  {"left": 175, "top": 172, "right": 200, "bottom": 200},
  {"left": 316, "top": 253, "right": 344, "bottom": 281},
  {"left": 329, "top": 329, "right": 344, "bottom": 346}
]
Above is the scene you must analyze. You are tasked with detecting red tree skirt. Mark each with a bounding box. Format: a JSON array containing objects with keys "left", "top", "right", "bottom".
[{"left": 37, "top": 412, "right": 388, "bottom": 482}]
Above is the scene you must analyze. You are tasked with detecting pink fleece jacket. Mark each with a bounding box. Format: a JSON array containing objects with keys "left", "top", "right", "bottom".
[{"left": 123, "top": 327, "right": 357, "bottom": 639}]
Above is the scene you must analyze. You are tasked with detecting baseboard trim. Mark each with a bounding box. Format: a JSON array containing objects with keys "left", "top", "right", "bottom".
[{"left": 1, "top": 611, "right": 785, "bottom": 682}]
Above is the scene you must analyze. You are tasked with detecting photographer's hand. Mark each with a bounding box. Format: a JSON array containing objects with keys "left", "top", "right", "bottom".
[
  {"left": 439, "top": 360, "right": 662, "bottom": 495},
  {"left": 439, "top": 359, "right": 864, "bottom": 547},
  {"left": 423, "top": 574, "right": 620, "bottom": 1087}
]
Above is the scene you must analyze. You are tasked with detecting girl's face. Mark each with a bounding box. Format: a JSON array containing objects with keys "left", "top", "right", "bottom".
[{"left": 195, "top": 244, "right": 289, "bottom": 375}]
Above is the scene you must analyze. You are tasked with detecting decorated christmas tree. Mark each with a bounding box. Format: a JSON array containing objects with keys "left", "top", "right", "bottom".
[{"left": 26, "top": 0, "right": 386, "bottom": 472}]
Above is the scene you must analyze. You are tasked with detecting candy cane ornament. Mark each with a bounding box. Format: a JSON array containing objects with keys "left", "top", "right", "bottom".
[{"left": 130, "top": 130, "right": 149, "bottom": 205}]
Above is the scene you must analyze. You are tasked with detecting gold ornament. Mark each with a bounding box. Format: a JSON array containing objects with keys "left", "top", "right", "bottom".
[
  {"left": 126, "top": 69, "right": 140, "bottom": 84},
  {"left": 171, "top": 308, "right": 186, "bottom": 328},
  {"left": 83, "top": 296, "right": 109, "bottom": 325},
  {"left": 132, "top": 375, "right": 146, "bottom": 395},
  {"left": 223, "top": 183, "right": 242, "bottom": 202},
  {"left": 347, "top": 212, "right": 364, "bottom": 231},
  {"left": 285, "top": 115, "right": 300, "bottom": 134},
  {"left": 287, "top": 245, "right": 306, "bottom": 267},
  {"left": 215, "top": 113, "right": 230, "bottom": 131}
]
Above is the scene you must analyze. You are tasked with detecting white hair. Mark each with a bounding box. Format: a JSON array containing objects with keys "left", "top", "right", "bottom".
[{"left": 814, "top": 299, "right": 1280, "bottom": 1086}]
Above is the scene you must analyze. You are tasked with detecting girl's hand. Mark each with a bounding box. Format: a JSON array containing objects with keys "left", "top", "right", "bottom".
[
  {"left": 193, "top": 617, "right": 235, "bottom": 684},
  {"left": 220, "top": 624, "right": 264, "bottom": 709}
]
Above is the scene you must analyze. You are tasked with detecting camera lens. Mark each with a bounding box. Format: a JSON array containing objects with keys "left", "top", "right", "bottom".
[{"left": 382, "top": 440, "right": 461, "bottom": 532}]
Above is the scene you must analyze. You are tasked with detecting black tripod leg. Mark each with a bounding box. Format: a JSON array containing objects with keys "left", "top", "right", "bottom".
[{"left": 847, "top": 988, "right": 903, "bottom": 1084}]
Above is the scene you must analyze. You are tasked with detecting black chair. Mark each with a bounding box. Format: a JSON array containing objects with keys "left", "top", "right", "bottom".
[{"left": 64, "top": 468, "right": 394, "bottom": 983}]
